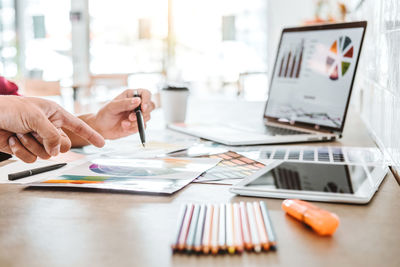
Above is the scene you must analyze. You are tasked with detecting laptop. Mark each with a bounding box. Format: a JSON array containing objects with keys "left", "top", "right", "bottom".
[{"left": 168, "top": 21, "right": 367, "bottom": 146}]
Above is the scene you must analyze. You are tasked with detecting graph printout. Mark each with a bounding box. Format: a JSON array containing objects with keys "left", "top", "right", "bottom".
[{"left": 32, "top": 157, "right": 220, "bottom": 194}]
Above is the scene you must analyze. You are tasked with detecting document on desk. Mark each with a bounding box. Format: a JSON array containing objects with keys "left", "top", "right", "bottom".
[
  {"left": 30, "top": 157, "right": 220, "bottom": 194},
  {"left": 78, "top": 129, "right": 198, "bottom": 158},
  {"left": 194, "top": 151, "right": 266, "bottom": 185},
  {"left": 0, "top": 151, "right": 87, "bottom": 184}
]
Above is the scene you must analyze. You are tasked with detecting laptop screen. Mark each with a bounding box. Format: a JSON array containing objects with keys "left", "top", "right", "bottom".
[{"left": 264, "top": 23, "right": 366, "bottom": 131}]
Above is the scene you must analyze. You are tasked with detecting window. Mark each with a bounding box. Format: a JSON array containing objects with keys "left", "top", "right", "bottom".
[{"left": 0, "top": 0, "right": 17, "bottom": 77}]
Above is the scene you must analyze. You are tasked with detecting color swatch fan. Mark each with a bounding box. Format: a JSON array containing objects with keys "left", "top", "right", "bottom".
[{"left": 326, "top": 36, "right": 354, "bottom": 80}]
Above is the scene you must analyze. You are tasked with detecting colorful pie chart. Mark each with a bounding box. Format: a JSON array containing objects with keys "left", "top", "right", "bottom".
[{"left": 326, "top": 36, "right": 354, "bottom": 80}]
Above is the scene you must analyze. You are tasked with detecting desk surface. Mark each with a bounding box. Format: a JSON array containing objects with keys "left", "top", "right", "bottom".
[{"left": 0, "top": 101, "right": 399, "bottom": 267}]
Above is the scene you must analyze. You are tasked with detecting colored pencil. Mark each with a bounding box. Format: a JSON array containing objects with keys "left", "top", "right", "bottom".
[
  {"left": 260, "top": 201, "right": 277, "bottom": 248},
  {"left": 253, "top": 202, "right": 270, "bottom": 251},
  {"left": 218, "top": 203, "right": 226, "bottom": 251},
  {"left": 186, "top": 204, "right": 200, "bottom": 252},
  {"left": 233, "top": 203, "right": 244, "bottom": 253},
  {"left": 202, "top": 204, "right": 214, "bottom": 254},
  {"left": 226, "top": 203, "right": 235, "bottom": 254},
  {"left": 177, "top": 203, "right": 194, "bottom": 251},
  {"left": 211, "top": 205, "right": 220, "bottom": 254},
  {"left": 172, "top": 201, "right": 277, "bottom": 255},
  {"left": 239, "top": 202, "right": 253, "bottom": 251},
  {"left": 194, "top": 204, "right": 207, "bottom": 252},
  {"left": 172, "top": 204, "right": 187, "bottom": 251},
  {"left": 247, "top": 202, "right": 262, "bottom": 253}
]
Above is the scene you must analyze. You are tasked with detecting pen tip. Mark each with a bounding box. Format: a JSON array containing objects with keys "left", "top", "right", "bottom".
[{"left": 142, "top": 143, "right": 145, "bottom": 148}]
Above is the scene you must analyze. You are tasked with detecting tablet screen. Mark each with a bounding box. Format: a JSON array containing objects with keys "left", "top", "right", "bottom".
[{"left": 245, "top": 162, "right": 370, "bottom": 194}]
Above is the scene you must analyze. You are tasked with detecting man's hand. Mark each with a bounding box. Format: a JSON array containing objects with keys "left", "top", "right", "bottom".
[
  {"left": 0, "top": 129, "right": 71, "bottom": 163},
  {"left": 69, "top": 89, "right": 155, "bottom": 147},
  {"left": 93, "top": 89, "right": 155, "bottom": 139},
  {"left": 0, "top": 96, "right": 105, "bottom": 163}
]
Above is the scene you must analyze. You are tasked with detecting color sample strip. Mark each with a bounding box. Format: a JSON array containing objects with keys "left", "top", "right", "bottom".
[
  {"left": 197, "top": 151, "right": 265, "bottom": 182},
  {"left": 43, "top": 179, "right": 103, "bottom": 184}
]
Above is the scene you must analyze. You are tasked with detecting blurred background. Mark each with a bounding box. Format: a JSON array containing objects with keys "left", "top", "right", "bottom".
[
  {"left": 0, "top": 0, "right": 368, "bottom": 103},
  {"left": 0, "top": 0, "right": 399, "bottom": 174}
]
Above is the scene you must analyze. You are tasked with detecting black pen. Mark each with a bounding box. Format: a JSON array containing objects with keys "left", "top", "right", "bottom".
[
  {"left": 8, "top": 163, "right": 67, "bottom": 181},
  {"left": 134, "top": 90, "right": 146, "bottom": 147}
]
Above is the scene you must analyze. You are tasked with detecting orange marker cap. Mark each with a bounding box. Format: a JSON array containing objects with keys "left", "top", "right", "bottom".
[{"left": 282, "top": 199, "right": 339, "bottom": 236}]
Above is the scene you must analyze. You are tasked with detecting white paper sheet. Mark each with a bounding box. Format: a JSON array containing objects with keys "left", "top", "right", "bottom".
[{"left": 30, "top": 157, "right": 220, "bottom": 194}]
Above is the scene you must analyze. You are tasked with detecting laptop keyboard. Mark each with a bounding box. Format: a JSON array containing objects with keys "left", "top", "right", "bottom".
[{"left": 263, "top": 125, "right": 310, "bottom": 136}]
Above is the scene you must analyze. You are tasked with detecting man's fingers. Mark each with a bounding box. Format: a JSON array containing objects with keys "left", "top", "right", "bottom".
[
  {"left": 116, "top": 89, "right": 140, "bottom": 100},
  {"left": 59, "top": 110, "right": 105, "bottom": 148},
  {"left": 143, "top": 114, "right": 151, "bottom": 122},
  {"left": 143, "top": 100, "right": 155, "bottom": 113},
  {"left": 0, "top": 130, "right": 13, "bottom": 154},
  {"left": 29, "top": 114, "right": 62, "bottom": 156},
  {"left": 121, "top": 119, "right": 138, "bottom": 131},
  {"left": 117, "top": 89, "right": 153, "bottom": 112},
  {"left": 128, "top": 112, "right": 137, "bottom": 121},
  {"left": 59, "top": 129, "right": 72, "bottom": 153},
  {"left": 9, "top": 136, "right": 37, "bottom": 163},
  {"left": 137, "top": 90, "right": 152, "bottom": 112},
  {"left": 31, "top": 132, "right": 43, "bottom": 143},
  {"left": 16, "top": 133, "right": 51, "bottom": 160},
  {"left": 115, "top": 89, "right": 132, "bottom": 100},
  {"left": 107, "top": 98, "right": 141, "bottom": 114},
  {"left": 22, "top": 130, "right": 70, "bottom": 155}
]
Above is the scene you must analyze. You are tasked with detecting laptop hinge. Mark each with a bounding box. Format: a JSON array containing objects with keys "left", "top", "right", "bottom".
[{"left": 264, "top": 118, "right": 338, "bottom": 135}]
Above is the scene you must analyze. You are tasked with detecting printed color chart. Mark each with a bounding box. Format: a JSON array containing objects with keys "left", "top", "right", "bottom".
[{"left": 196, "top": 151, "right": 265, "bottom": 183}]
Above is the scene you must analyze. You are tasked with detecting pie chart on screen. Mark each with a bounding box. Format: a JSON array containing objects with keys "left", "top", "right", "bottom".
[{"left": 326, "top": 36, "right": 354, "bottom": 80}]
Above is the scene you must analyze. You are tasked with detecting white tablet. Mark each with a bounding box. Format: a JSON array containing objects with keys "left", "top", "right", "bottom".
[{"left": 230, "top": 161, "right": 388, "bottom": 204}]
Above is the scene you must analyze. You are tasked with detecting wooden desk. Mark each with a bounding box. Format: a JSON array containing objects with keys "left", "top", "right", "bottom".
[{"left": 0, "top": 101, "right": 399, "bottom": 267}]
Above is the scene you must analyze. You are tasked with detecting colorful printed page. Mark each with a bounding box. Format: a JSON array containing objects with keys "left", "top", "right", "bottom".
[
  {"left": 30, "top": 157, "right": 220, "bottom": 194},
  {"left": 195, "top": 151, "right": 265, "bottom": 183},
  {"left": 98, "top": 141, "right": 191, "bottom": 159},
  {"left": 79, "top": 129, "right": 198, "bottom": 157}
]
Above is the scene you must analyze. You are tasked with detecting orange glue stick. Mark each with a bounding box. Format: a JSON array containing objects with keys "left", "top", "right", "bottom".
[{"left": 282, "top": 199, "right": 339, "bottom": 236}]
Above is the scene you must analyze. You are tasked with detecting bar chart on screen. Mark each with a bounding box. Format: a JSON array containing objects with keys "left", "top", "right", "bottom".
[{"left": 277, "top": 39, "right": 304, "bottom": 79}]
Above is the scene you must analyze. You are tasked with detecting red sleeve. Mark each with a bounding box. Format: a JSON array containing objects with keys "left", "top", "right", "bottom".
[{"left": 0, "top": 76, "right": 20, "bottom": 95}]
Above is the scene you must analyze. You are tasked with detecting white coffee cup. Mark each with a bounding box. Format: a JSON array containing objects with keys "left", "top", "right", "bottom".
[{"left": 160, "top": 86, "right": 189, "bottom": 124}]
